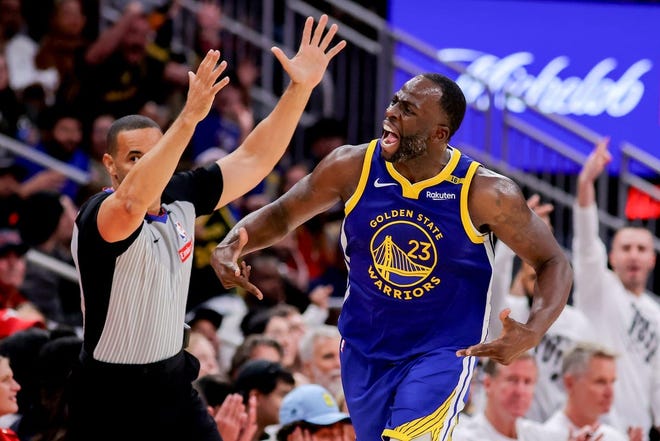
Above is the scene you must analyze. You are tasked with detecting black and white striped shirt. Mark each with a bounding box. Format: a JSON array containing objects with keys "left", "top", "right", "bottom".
[{"left": 71, "top": 163, "right": 223, "bottom": 364}]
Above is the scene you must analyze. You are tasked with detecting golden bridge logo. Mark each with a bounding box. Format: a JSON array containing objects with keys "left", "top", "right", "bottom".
[{"left": 370, "top": 220, "right": 438, "bottom": 288}]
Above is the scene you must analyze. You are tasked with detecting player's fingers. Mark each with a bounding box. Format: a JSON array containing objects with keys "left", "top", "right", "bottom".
[
  {"left": 243, "top": 263, "right": 251, "bottom": 280},
  {"left": 232, "top": 262, "right": 242, "bottom": 278},
  {"left": 456, "top": 343, "right": 486, "bottom": 357},
  {"left": 458, "top": 343, "right": 483, "bottom": 357},
  {"left": 243, "top": 279, "right": 263, "bottom": 300},
  {"left": 499, "top": 308, "right": 512, "bottom": 325},
  {"left": 228, "top": 228, "right": 249, "bottom": 263},
  {"left": 459, "top": 341, "right": 509, "bottom": 362}
]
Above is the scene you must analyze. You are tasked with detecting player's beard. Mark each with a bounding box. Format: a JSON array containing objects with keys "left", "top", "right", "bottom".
[{"left": 387, "top": 133, "right": 427, "bottom": 163}]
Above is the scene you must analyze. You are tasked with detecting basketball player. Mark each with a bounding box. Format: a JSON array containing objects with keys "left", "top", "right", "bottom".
[{"left": 211, "top": 73, "right": 572, "bottom": 441}]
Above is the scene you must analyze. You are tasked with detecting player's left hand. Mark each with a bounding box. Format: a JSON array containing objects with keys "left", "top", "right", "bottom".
[{"left": 455, "top": 309, "right": 540, "bottom": 364}]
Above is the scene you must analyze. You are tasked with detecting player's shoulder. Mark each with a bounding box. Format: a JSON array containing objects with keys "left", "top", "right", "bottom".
[
  {"left": 316, "top": 142, "right": 371, "bottom": 173},
  {"left": 470, "top": 165, "right": 523, "bottom": 204},
  {"left": 330, "top": 142, "right": 371, "bottom": 160},
  {"left": 472, "top": 164, "right": 516, "bottom": 186}
]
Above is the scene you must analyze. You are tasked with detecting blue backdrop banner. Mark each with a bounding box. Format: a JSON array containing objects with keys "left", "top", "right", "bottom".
[{"left": 388, "top": 0, "right": 660, "bottom": 173}]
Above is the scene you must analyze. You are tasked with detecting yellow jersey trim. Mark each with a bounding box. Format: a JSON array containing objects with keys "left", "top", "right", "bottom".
[
  {"left": 460, "top": 161, "right": 486, "bottom": 244},
  {"left": 345, "top": 139, "right": 378, "bottom": 216},
  {"left": 383, "top": 389, "right": 457, "bottom": 441},
  {"left": 385, "top": 147, "right": 462, "bottom": 199}
]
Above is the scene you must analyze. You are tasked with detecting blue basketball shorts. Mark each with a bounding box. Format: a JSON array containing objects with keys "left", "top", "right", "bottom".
[{"left": 340, "top": 340, "right": 476, "bottom": 441}]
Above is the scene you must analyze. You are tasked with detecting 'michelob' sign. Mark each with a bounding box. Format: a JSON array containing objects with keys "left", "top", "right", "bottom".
[{"left": 389, "top": 0, "right": 660, "bottom": 173}]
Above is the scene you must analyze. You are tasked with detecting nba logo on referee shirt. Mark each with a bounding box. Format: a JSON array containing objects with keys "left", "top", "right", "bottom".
[
  {"left": 175, "top": 221, "right": 192, "bottom": 262},
  {"left": 175, "top": 221, "right": 189, "bottom": 241}
]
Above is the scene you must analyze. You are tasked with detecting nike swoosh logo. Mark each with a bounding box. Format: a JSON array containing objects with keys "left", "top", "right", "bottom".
[{"left": 374, "top": 178, "right": 398, "bottom": 188}]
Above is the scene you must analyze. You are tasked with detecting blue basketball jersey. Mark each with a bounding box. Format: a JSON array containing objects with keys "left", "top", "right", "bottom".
[{"left": 338, "top": 139, "right": 495, "bottom": 361}]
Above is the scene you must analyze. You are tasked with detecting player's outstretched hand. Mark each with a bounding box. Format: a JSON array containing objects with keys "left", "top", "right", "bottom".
[
  {"left": 456, "top": 309, "right": 539, "bottom": 364},
  {"left": 272, "top": 14, "right": 346, "bottom": 90},
  {"left": 211, "top": 227, "right": 263, "bottom": 300}
]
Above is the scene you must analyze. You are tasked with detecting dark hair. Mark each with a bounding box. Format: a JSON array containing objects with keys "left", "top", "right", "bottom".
[
  {"left": 233, "top": 360, "right": 294, "bottom": 402},
  {"left": 188, "top": 307, "right": 224, "bottom": 330},
  {"left": 0, "top": 328, "right": 52, "bottom": 412},
  {"left": 240, "top": 309, "right": 272, "bottom": 337},
  {"left": 36, "top": 335, "right": 82, "bottom": 390},
  {"left": 193, "top": 373, "right": 233, "bottom": 408},
  {"left": 37, "top": 105, "right": 82, "bottom": 132},
  {"left": 0, "top": 157, "right": 27, "bottom": 181},
  {"left": 277, "top": 422, "right": 336, "bottom": 441},
  {"left": 421, "top": 73, "right": 466, "bottom": 140},
  {"left": 106, "top": 115, "right": 160, "bottom": 155},
  {"left": 229, "top": 334, "right": 283, "bottom": 379},
  {"left": 18, "top": 191, "right": 64, "bottom": 246}
]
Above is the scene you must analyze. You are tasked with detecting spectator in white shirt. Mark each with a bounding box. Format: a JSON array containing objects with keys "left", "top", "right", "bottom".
[
  {"left": 453, "top": 353, "right": 551, "bottom": 441},
  {"left": 542, "top": 342, "right": 642, "bottom": 441},
  {"left": 572, "top": 138, "right": 660, "bottom": 439}
]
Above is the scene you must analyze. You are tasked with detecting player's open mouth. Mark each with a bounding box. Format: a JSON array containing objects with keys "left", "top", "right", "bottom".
[{"left": 382, "top": 123, "right": 400, "bottom": 151}]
